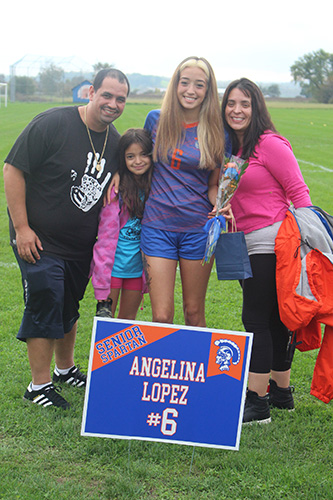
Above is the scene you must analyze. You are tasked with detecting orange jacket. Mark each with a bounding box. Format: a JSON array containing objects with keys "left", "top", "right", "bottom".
[{"left": 275, "top": 208, "right": 333, "bottom": 403}]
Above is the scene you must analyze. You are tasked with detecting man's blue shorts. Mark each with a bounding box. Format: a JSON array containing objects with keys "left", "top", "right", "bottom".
[
  {"left": 13, "top": 250, "right": 90, "bottom": 341},
  {"left": 140, "top": 226, "right": 207, "bottom": 260}
]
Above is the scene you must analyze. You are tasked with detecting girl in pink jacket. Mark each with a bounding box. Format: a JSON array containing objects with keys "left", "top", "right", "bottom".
[{"left": 90, "top": 129, "right": 153, "bottom": 319}]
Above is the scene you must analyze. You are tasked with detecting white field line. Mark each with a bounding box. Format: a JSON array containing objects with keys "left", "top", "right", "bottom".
[
  {"left": 0, "top": 262, "right": 18, "bottom": 268},
  {"left": 297, "top": 158, "right": 333, "bottom": 172}
]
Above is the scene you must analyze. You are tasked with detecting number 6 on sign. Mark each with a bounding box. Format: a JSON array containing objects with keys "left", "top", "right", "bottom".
[{"left": 161, "top": 408, "right": 178, "bottom": 436}]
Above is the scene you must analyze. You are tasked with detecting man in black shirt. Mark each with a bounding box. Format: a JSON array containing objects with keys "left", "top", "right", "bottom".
[{"left": 3, "top": 69, "right": 130, "bottom": 409}]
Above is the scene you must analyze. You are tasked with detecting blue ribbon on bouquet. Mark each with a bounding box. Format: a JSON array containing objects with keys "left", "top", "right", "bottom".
[
  {"left": 202, "top": 215, "right": 226, "bottom": 263},
  {"left": 224, "top": 166, "right": 239, "bottom": 181}
]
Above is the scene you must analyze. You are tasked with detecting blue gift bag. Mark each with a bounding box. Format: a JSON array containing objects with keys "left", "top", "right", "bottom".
[{"left": 215, "top": 231, "right": 253, "bottom": 280}]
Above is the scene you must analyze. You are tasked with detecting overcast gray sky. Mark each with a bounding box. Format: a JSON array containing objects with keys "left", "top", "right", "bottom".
[{"left": 2, "top": 0, "right": 332, "bottom": 83}]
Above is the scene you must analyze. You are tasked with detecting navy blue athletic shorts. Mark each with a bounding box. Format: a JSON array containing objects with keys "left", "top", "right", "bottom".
[
  {"left": 13, "top": 250, "right": 90, "bottom": 341},
  {"left": 140, "top": 226, "right": 207, "bottom": 260}
]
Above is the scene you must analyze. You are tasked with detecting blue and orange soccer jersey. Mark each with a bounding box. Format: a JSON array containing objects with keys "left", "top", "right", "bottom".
[{"left": 142, "top": 110, "right": 215, "bottom": 233}]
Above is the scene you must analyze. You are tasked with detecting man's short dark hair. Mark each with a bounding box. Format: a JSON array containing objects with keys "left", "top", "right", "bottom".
[{"left": 93, "top": 69, "right": 130, "bottom": 96}]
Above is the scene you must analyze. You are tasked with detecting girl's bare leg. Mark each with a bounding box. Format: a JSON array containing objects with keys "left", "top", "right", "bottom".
[
  {"left": 109, "top": 288, "right": 121, "bottom": 316},
  {"left": 142, "top": 254, "right": 177, "bottom": 324},
  {"left": 179, "top": 258, "right": 214, "bottom": 327},
  {"left": 117, "top": 289, "right": 142, "bottom": 320}
]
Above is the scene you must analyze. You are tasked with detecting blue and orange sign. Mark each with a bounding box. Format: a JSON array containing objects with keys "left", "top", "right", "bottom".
[{"left": 81, "top": 319, "right": 253, "bottom": 450}]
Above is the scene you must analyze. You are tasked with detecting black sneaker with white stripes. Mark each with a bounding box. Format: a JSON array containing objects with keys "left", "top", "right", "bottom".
[
  {"left": 52, "top": 365, "right": 86, "bottom": 387},
  {"left": 23, "top": 383, "right": 70, "bottom": 409}
]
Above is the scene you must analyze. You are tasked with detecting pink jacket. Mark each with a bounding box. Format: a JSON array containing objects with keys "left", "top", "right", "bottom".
[{"left": 90, "top": 187, "right": 147, "bottom": 300}]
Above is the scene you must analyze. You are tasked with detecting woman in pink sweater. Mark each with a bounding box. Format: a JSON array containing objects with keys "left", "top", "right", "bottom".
[{"left": 221, "top": 78, "right": 311, "bottom": 424}]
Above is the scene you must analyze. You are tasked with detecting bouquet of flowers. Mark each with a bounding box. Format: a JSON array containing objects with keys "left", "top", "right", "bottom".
[
  {"left": 203, "top": 155, "right": 248, "bottom": 262},
  {"left": 216, "top": 155, "right": 248, "bottom": 209}
]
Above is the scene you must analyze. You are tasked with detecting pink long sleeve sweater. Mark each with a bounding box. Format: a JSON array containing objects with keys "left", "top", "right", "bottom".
[{"left": 230, "top": 133, "right": 311, "bottom": 234}]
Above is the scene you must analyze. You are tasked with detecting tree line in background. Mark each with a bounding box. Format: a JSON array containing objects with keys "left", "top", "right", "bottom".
[
  {"left": 0, "top": 62, "right": 113, "bottom": 102},
  {"left": 291, "top": 49, "right": 333, "bottom": 103},
  {"left": 1, "top": 50, "right": 333, "bottom": 103}
]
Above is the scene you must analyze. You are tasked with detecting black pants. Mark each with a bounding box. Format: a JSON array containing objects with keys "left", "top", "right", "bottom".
[{"left": 241, "top": 254, "right": 292, "bottom": 374}]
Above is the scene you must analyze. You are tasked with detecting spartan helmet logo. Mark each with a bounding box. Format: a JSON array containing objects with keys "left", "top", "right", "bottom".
[{"left": 214, "top": 339, "right": 241, "bottom": 372}]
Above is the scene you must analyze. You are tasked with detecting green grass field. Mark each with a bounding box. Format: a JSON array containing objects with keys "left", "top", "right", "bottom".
[{"left": 0, "top": 101, "right": 332, "bottom": 499}]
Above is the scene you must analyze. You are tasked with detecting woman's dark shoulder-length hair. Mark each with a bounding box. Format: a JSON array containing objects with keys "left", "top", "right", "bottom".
[
  {"left": 117, "top": 128, "right": 153, "bottom": 218},
  {"left": 221, "top": 78, "right": 277, "bottom": 159}
]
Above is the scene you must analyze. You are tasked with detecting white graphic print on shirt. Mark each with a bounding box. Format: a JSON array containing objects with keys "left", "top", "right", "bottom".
[{"left": 70, "top": 151, "right": 111, "bottom": 212}]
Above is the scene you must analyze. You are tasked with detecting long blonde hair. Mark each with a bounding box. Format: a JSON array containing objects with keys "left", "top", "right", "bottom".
[{"left": 154, "top": 56, "right": 224, "bottom": 170}]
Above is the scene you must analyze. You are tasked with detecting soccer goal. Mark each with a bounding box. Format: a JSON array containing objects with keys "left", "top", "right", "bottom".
[{"left": 0, "top": 83, "right": 8, "bottom": 107}]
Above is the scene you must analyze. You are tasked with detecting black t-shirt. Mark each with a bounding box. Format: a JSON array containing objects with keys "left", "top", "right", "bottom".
[{"left": 6, "top": 106, "right": 119, "bottom": 261}]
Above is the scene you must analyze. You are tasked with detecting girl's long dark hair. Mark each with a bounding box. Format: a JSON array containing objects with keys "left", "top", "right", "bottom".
[
  {"left": 221, "top": 78, "right": 277, "bottom": 160},
  {"left": 117, "top": 128, "right": 153, "bottom": 218}
]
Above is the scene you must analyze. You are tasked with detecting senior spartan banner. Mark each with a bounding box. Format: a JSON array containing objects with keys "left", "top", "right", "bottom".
[{"left": 81, "top": 318, "right": 253, "bottom": 450}]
